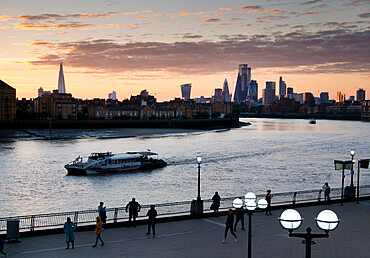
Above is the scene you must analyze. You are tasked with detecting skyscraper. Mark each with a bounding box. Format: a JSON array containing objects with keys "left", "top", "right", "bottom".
[
  {"left": 108, "top": 91, "right": 117, "bottom": 100},
  {"left": 266, "top": 81, "right": 276, "bottom": 95},
  {"left": 58, "top": 63, "right": 66, "bottom": 93},
  {"left": 262, "top": 88, "right": 275, "bottom": 106},
  {"left": 233, "top": 64, "right": 251, "bottom": 103},
  {"left": 357, "top": 88, "right": 365, "bottom": 101},
  {"left": 213, "top": 88, "right": 222, "bottom": 102},
  {"left": 303, "top": 92, "right": 314, "bottom": 103},
  {"left": 279, "top": 77, "right": 286, "bottom": 99},
  {"left": 320, "top": 92, "right": 329, "bottom": 104},
  {"left": 222, "top": 79, "right": 231, "bottom": 102},
  {"left": 337, "top": 91, "right": 345, "bottom": 103},
  {"left": 248, "top": 80, "right": 258, "bottom": 103},
  {"left": 181, "top": 83, "right": 192, "bottom": 100}
]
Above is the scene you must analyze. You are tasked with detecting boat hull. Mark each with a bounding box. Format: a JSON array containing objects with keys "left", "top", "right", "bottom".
[{"left": 65, "top": 161, "right": 167, "bottom": 175}]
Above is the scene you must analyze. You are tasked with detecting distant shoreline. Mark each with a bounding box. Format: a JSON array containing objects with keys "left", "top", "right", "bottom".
[
  {"left": 0, "top": 118, "right": 249, "bottom": 141},
  {"left": 239, "top": 113, "right": 363, "bottom": 121}
]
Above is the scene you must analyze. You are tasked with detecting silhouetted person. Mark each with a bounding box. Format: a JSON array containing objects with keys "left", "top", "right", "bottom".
[
  {"left": 323, "top": 182, "right": 331, "bottom": 203},
  {"left": 0, "top": 235, "right": 7, "bottom": 257},
  {"left": 222, "top": 209, "right": 238, "bottom": 243},
  {"left": 265, "top": 190, "right": 273, "bottom": 215},
  {"left": 146, "top": 205, "right": 158, "bottom": 237},
  {"left": 211, "top": 191, "right": 221, "bottom": 213},
  {"left": 92, "top": 216, "right": 104, "bottom": 247},
  {"left": 63, "top": 217, "right": 76, "bottom": 249},
  {"left": 234, "top": 207, "right": 245, "bottom": 231},
  {"left": 98, "top": 202, "right": 107, "bottom": 224},
  {"left": 126, "top": 198, "right": 141, "bottom": 227}
]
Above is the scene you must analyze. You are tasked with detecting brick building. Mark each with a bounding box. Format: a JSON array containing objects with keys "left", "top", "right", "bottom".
[{"left": 0, "top": 80, "right": 16, "bottom": 121}]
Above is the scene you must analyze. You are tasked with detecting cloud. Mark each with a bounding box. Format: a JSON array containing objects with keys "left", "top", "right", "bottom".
[
  {"left": 27, "top": 29, "right": 370, "bottom": 76},
  {"left": 0, "top": 15, "right": 14, "bottom": 21},
  {"left": 177, "top": 11, "right": 191, "bottom": 16},
  {"left": 358, "top": 13, "right": 370, "bottom": 18},
  {"left": 300, "top": 11, "right": 324, "bottom": 15},
  {"left": 240, "top": 5, "right": 263, "bottom": 10},
  {"left": 181, "top": 33, "right": 203, "bottom": 39},
  {"left": 14, "top": 22, "right": 100, "bottom": 30},
  {"left": 219, "top": 7, "right": 233, "bottom": 11},
  {"left": 301, "top": 0, "right": 323, "bottom": 5},
  {"left": 344, "top": 0, "right": 368, "bottom": 6},
  {"left": 201, "top": 18, "right": 223, "bottom": 22},
  {"left": 18, "top": 11, "right": 138, "bottom": 21},
  {"left": 268, "top": 9, "right": 286, "bottom": 14},
  {"left": 255, "top": 15, "right": 289, "bottom": 22},
  {"left": 137, "top": 14, "right": 149, "bottom": 18},
  {"left": 314, "top": 4, "right": 327, "bottom": 8},
  {"left": 123, "top": 25, "right": 139, "bottom": 29}
]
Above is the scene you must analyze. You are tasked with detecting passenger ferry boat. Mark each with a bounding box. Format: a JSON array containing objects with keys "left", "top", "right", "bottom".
[{"left": 65, "top": 151, "right": 167, "bottom": 175}]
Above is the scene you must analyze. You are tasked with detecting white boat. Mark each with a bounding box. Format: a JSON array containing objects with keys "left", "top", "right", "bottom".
[{"left": 65, "top": 151, "right": 167, "bottom": 175}]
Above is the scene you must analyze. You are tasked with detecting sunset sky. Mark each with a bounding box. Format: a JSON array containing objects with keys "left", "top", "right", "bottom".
[{"left": 1, "top": 0, "right": 369, "bottom": 101}]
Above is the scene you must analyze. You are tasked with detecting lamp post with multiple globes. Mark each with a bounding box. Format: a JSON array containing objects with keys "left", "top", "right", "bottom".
[
  {"left": 233, "top": 192, "right": 268, "bottom": 258},
  {"left": 278, "top": 209, "right": 340, "bottom": 258}
]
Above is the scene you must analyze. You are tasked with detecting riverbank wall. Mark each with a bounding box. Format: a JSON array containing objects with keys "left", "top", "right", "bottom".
[{"left": 0, "top": 118, "right": 242, "bottom": 130}]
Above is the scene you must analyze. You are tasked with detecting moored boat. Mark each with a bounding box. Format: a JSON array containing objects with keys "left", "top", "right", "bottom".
[
  {"left": 65, "top": 151, "right": 167, "bottom": 175},
  {"left": 309, "top": 118, "right": 316, "bottom": 124}
]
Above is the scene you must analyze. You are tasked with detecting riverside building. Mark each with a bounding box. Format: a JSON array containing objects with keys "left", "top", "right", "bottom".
[{"left": 0, "top": 80, "right": 16, "bottom": 121}]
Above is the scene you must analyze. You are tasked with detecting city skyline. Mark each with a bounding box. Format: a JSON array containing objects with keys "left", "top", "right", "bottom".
[{"left": 0, "top": 0, "right": 369, "bottom": 101}]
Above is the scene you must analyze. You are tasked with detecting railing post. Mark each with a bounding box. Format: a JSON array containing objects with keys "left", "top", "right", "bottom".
[
  {"left": 114, "top": 208, "right": 118, "bottom": 223},
  {"left": 31, "top": 215, "right": 35, "bottom": 232},
  {"left": 74, "top": 212, "right": 78, "bottom": 226},
  {"left": 318, "top": 190, "right": 322, "bottom": 202},
  {"left": 293, "top": 192, "right": 297, "bottom": 205}
]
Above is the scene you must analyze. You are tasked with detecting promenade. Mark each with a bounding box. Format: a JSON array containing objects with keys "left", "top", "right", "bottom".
[{"left": 3, "top": 200, "right": 370, "bottom": 258}]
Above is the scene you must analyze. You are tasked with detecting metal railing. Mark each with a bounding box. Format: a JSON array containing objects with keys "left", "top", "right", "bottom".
[{"left": 1, "top": 185, "right": 369, "bottom": 233}]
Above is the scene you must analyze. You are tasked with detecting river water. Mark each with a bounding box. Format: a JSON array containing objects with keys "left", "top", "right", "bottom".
[{"left": 0, "top": 118, "right": 369, "bottom": 217}]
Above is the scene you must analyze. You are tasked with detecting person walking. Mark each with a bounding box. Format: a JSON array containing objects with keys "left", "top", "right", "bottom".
[
  {"left": 211, "top": 191, "right": 221, "bottom": 213},
  {"left": 92, "top": 216, "right": 104, "bottom": 247},
  {"left": 0, "top": 235, "right": 7, "bottom": 257},
  {"left": 63, "top": 217, "right": 76, "bottom": 249},
  {"left": 322, "top": 182, "right": 331, "bottom": 203},
  {"left": 234, "top": 207, "right": 245, "bottom": 231},
  {"left": 126, "top": 198, "right": 141, "bottom": 227},
  {"left": 265, "top": 190, "right": 273, "bottom": 215},
  {"left": 222, "top": 209, "right": 238, "bottom": 243},
  {"left": 146, "top": 205, "right": 158, "bottom": 237},
  {"left": 98, "top": 202, "right": 107, "bottom": 225}
]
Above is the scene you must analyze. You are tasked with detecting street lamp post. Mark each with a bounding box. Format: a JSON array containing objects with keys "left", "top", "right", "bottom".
[
  {"left": 350, "top": 150, "right": 355, "bottom": 188},
  {"left": 279, "top": 209, "right": 339, "bottom": 258},
  {"left": 191, "top": 156, "right": 203, "bottom": 215},
  {"left": 233, "top": 192, "right": 267, "bottom": 258},
  {"left": 197, "top": 156, "right": 202, "bottom": 201}
]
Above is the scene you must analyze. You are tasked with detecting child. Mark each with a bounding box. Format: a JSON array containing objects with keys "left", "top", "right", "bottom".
[{"left": 92, "top": 216, "right": 104, "bottom": 247}]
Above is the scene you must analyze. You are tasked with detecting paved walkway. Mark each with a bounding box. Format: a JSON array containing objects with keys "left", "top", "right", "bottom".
[{"left": 3, "top": 200, "right": 370, "bottom": 258}]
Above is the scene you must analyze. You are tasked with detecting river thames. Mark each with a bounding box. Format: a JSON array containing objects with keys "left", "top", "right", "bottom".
[{"left": 0, "top": 118, "right": 369, "bottom": 217}]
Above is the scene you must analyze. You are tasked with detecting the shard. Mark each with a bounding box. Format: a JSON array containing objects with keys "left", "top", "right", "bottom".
[{"left": 58, "top": 62, "right": 66, "bottom": 93}]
